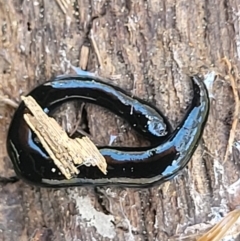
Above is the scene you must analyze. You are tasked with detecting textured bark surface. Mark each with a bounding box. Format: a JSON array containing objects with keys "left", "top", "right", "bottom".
[{"left": 1, "top": 0, "right": 240, "bottom": 240}]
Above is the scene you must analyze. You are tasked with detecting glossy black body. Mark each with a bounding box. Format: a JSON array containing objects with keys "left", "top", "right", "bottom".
[{"left": 7, "top": 74, "right": 209, "bottom": 187}]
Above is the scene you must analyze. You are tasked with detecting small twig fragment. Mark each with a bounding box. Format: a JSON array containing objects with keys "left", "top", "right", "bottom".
[
  {"left": 222, "top": 57, "right": 240, "bottom": 163},
  {"left": 0, "top": 96, "right": 18, "bottom": 108},
  {"left": 55, "top": 0, "right": 70, "bottom": 14},
  {"left": 197, "top": 209, "right": 240, "bottom": 241},
  {"left": 90, "top": 29, "right": 103, "bottom": 67}
]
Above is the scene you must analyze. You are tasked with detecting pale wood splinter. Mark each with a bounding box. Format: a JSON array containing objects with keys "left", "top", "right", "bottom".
[{"left": 21, "top": 95, "right": 107, "bottom": 179}]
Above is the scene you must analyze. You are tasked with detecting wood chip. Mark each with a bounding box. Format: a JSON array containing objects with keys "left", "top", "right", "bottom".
[
  {"left": 79, "top": 45, "right": 90, "bottom": 70},
  {"left": 21, "top": 95, "right": 107, "bottom": 179}
]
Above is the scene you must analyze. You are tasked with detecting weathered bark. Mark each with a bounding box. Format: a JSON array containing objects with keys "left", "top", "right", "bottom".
[{"left": 1, "top": 0, "right": 240, "bottom": 240}]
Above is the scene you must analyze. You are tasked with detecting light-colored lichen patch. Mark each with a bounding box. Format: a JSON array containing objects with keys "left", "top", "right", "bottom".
[{"left": 70, "top": 192, "right": 116, "bottom": 239}]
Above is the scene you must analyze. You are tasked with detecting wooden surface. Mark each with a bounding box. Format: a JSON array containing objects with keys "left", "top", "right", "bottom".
[{"left": 1, "top": 0, "right": 240, "bottom": 240}]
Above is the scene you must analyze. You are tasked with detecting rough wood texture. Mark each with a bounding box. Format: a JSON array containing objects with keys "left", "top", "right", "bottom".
[{"left": 1, "top": 0, "right": 240, "bottom": 240}]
